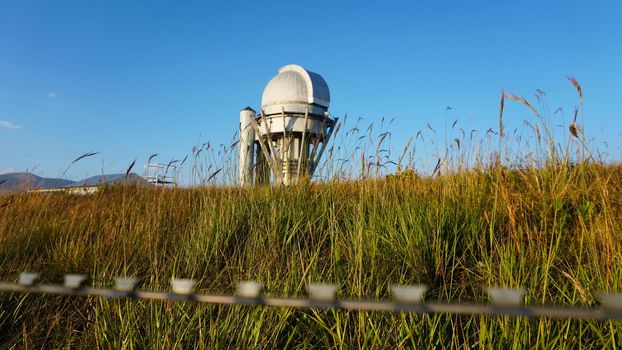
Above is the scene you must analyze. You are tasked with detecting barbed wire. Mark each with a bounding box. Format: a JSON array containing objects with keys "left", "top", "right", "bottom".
[{"left": 1, "top": 273, "right": 621, "bottom": 321}]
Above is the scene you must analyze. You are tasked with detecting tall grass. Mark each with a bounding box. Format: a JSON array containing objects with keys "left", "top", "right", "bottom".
[{"left": 2, "top": 80, "right": 622, "bottom": 348}]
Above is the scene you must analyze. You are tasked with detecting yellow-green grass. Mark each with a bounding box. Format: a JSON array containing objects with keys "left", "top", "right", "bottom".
[{"left": 1, "top": 160, "right": 622, "bottom": 348}]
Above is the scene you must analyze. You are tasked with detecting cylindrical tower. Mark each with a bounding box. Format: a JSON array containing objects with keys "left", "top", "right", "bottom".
[
  {"left": 239, "top": 64, "right": 336, "bottom": 186},
  {"left": 238, "top": 107, "right": 256, "bottom": 186},
  {"left": 258, "top": 64, "right": 336, "bottom": 185}
]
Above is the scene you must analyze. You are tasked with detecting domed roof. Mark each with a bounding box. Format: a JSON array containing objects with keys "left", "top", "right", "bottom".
[{"left": 261, "top": 64, "right": 330, "bottom": 111}]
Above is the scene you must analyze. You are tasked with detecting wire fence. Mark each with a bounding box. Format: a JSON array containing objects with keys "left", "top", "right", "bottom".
[{"left": 1, "top": 273, "right": 621, "bottom": 321}]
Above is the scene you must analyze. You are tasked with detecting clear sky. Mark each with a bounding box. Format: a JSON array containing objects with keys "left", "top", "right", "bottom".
[{"left": 1, "top": 0, "right": 621, "bottom": 182}]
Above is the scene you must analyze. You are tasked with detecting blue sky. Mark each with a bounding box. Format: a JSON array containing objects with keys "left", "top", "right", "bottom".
[{"left": 1, "top": 0, "right": 621, "bottom": 182}]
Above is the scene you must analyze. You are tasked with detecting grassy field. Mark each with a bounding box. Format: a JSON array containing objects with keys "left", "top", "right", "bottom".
[{"left": 2, "top": 83, "right": 622, "bottom": 348}]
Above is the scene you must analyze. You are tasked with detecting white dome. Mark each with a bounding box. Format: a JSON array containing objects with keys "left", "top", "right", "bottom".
[{"left": 261, "top": 65, "right": 330, "bottom": 114}]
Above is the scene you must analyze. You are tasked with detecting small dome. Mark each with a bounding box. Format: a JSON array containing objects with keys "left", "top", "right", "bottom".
[{"left": 261, "top": 65, "right": 330, "bottom": 113}]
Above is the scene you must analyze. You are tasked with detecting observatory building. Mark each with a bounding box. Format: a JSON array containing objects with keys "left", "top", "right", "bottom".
[{"left": 239, "top": 64, "right": 337, "bottom": 186}]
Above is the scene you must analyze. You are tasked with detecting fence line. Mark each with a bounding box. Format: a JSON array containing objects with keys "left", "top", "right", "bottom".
[{"left": 1, "top": 274, "right": 621, "bottom": 321}]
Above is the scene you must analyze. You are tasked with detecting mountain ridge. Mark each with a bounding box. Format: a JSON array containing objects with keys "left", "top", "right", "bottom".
[{"left": 0, "top": 172, "right": 147, "bottom": 192}]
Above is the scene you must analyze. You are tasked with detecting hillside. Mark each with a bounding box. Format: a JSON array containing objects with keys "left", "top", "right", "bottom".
[
  {"left": 0, "top": 172, "right": 148, "bottom": 192},
  {"left": 72, "top": 173, "right": 149, "bottom": 187},
  {"left": 0, "top": 173, "right": 74, "bottom": 192}
]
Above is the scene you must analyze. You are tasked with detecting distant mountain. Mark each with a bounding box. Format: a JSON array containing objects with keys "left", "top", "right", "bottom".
[
  {"left": 0, "top": 172, "right": 148, "bottom": 192},
  {"left": 70, "top": 173, "right": 149, "bottom": 187},
  {"left": 0, "top": 173, "right": 75, "bottom": 192}
]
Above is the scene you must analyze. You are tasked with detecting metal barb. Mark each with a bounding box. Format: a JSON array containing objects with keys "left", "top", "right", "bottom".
[
  {"left": 487, "top": 287, "right": 526, "bottom": 307},
  {"left": 391, "top": 284, "right": 428, "bottom": 304},
  {"left": 18, "top": 272, "right": 39, "bottom": 286},
  {"left": 115, "top": 277, "right": 139, "bottom": 292},
  {"left": 237, "top": 281, "right": 262, "bottom": 298},
  {"left": 64, "top": 274, "right": 87, "bottom": 289},
  {"left": 308, "top": 283, "right": 338, "bottom": 301},
  {"left": 171, "top": 278, "right": 196, "bottom": 294},
  {"left": 597, "top": 292, "right": 622, "bottom": 311}
]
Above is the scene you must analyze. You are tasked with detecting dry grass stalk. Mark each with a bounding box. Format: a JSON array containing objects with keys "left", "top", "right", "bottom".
[{"left": 503, "top": 93, "right": 540, "bottom": 117}]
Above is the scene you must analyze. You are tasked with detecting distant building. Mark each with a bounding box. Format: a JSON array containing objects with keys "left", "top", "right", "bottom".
[{"left": 144, "top": 163, "right": 177, "bottom": 187}]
